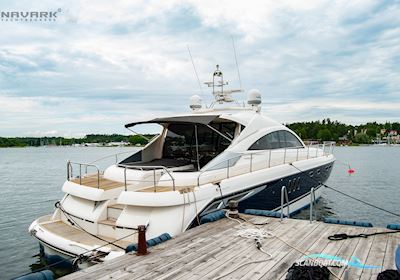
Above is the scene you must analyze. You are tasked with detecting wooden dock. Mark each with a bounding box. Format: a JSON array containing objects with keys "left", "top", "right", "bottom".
[{"left": 61, "top": 215, "right": 400, "bottom": 280}]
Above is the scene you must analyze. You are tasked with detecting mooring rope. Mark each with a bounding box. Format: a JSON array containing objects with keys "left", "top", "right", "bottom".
[
  {"left": 191, "top": 189, "right": 201, "bottom": 226},
  {"left": 213, "top": 212, "right": 343, "bottom": 280},
  {"left": 286, "top": 162, "right": 400, "bottom": 243},
  {"left": 181, "top": 191, "right": 187, "bottom": 232},
  {"left": 328, "top": 230, "right": 400, "bottom": 241},
  {"left": 213, "top": 213, "right": 273, "bottom": 280},
  {"left": 56, "top": 201, "right": 129, "bottom": 250},
  {"left": 18, "top": 228, "right": 138, "bottom": 279},
  {"left": 288, "top": 163, "right": 400, "bottom": 218}
]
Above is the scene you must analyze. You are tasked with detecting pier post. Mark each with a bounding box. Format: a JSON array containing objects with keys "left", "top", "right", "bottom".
[
  {"left": 227, "top": 200, "right": 239, "bottom": 218},
  {"left": 136, "top": 225, "right": 148, "bottom": 256}
]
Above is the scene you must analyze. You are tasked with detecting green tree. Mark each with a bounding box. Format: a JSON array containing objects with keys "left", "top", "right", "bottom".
[
  {"left": 129, "top": 135, "right": 148, "bottom": 145},
  {"left": 366, "top": 127, "right": 377, "bottom": 137},
  {"left": 353, "top": 133, "right": 370, "bottom": 144},
  {"left": 316, "top": 129, "right": 332, "bottom": 141},
  {"left": 295, "top": 127, "right": 308, "bottom": 139}
]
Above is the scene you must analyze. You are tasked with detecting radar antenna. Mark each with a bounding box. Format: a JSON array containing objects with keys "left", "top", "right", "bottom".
[{"left": 204, "top": 65, "right": 243, "bottom": 107}]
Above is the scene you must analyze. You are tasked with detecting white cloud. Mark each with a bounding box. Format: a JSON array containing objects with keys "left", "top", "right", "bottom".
[
  {"left": 0, "top": 0, "right": 399, "bottom": 136},
  {"left": 0, "top": 95, "right": 38, "bottom": 113}
]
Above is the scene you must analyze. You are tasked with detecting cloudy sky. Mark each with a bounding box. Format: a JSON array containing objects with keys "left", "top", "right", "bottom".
[{"left": 0, "top": 0, "right": 399, "bottom": 137}]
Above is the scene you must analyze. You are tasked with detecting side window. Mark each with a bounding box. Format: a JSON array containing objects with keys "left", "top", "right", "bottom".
[
  {"left": 278, "top": 131, "right": 287, "bottom": 148},
  {"left": 248, "top": 134, "right": 269, "bottom": 150},
  {"left": 268, "top": 132, "right": 280, "bottom": 149},
  {"left": 249, "top": 130, "right": 303, "bottom": 150},
  {"left": 284, "top": 131, "right": 303, "bottom": 147}
]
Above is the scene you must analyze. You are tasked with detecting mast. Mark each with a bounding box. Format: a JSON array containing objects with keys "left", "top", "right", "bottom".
[{"left": 204, "top": 65, "right": 243, "bottom": 107}]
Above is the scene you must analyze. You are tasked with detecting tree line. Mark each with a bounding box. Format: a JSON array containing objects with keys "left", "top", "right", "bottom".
[
  {"left": 1, "top": 120, "right": 399, "bottom": 147},
  {"left": 0, "top": 134, "right": 156, "bottom": 147},
  {"left": 286, "top": 119, "right": 400, "bottom": 143}
]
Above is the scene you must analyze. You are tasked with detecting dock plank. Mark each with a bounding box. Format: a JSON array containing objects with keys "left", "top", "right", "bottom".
[
  {"left": 171, "top": 218, "right": 282, "bottom": 279},
  {"left": 256, "top": 222, "right": 327, "bottom": 279},
  {"left": 60, "top": 216, "right": 399, "bottom": 280},
  {"left": 227, "top": 220, "right": 324, "bottom": 280},
  {"left": 326, "top": 227, "right": 366, "bottom": 279},
  {"left": 346, "top": 227, "right": 377, "bottom": 279},
  {"left": 184, "top": 219, "right": 307, "bottom": 280},
  {"left": 128, "top": 220, "right": 265, "bottom": 280},
  {"left": 361, "top": 230, "right": 390, "bottom": 279},
  {"left": 382, "top": 233, "right": 400, "bottom": 271},
  {"left": 61, "top": 218, "right": 235, "bottom": 280}
]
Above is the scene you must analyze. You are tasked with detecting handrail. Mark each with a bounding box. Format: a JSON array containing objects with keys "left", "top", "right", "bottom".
[
  {"left": 118, "top": 164, "right": 176, "bottom": 191},
  {"left": 66, "top": 159, "right": 176, "bottom": 192},
  {"left": 310, "top": 187, "right": 317, "bottom": 223},
  {"left": 67, "top": 161, "right": 101, "bottom": 188},
  {"left": 281, "top": 185, "right": 290, "bottom": 221},
  {"left": 196, "top": 142, "right": 335, "bottom": 187},
  {"left": 67, "top": 141, "right": 335, "bottom": 192}
]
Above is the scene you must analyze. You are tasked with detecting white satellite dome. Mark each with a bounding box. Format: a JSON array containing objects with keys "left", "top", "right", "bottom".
[
  {"left": 247, "top": 89, "right": 261, "bottom": 105},
  {"left": 189, "top": 95, "right": 202, "bottom": 111}
]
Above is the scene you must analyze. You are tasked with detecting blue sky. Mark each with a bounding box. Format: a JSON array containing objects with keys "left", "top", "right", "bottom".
[{"left": 0, "top": 0, "right": 399, "bottom": 137}]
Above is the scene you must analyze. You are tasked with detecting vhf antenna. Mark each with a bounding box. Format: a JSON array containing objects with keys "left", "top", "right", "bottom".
[
  {"left": 187, "top": 45, "right": 205, "bottom": 99},
  {"left": 231, "top": 36, "right": 243, "bottom": 91}
]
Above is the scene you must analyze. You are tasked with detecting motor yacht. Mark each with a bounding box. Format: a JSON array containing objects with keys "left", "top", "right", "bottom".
[{"left": 29, "top": 65, "right": 335, "bottom": 267}]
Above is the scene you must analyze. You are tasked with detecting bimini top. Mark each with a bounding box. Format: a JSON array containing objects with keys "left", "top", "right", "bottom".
[
  {"left": 124, "top": 107, "right": 284, "bottom": 130},
  {"left": 124, "top": 114, "right": 220, "bottom": 128}
]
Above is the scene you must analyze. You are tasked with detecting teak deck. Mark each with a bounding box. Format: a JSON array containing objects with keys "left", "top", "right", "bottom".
[
  {"left": 60, "top": 216, "right": 400, "bottom": 280},
  {"left": 41, "top": 220, "right": 131, "bottom": 250},
  {"left": 71, "top": 175, "right": 124, "bottom": 190}
]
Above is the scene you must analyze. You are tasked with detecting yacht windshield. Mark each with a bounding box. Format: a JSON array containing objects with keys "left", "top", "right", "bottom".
[
  {"left": 120, "top": 120, "right": 239, "bottom": 170},
  {"left": 163, "top": 122, "right": 236, "bottom": 168}
]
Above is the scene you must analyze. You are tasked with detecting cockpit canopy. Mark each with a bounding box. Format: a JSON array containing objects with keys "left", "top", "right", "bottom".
[{"left": 121, "top": 115, "right": 243, "bottom": 170}]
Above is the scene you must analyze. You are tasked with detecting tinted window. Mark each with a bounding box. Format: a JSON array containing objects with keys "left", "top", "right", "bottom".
[
  {"left": 249, "top": 130, "right": 303, "bottom": 150},
  {"left": 268, "top": 132, "right": 280, "bottom": 149},
  {"left": 284, "top": 131, "right": 303, "bottom": 147},
  {"left": 162, "top": 122, "right": 237, "bottom": 167}
]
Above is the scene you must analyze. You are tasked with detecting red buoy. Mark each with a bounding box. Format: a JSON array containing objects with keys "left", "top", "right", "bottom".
[{"left": 347, "top": 168, "right": 355, "bottom": 174}]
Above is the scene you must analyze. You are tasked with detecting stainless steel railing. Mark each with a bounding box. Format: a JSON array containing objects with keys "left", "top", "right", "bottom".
[
  {"left": 196, "top": 142, "right": 335, "bottom": 187},
  {"left": 67, "top": 161, "right": 176, "bottom": 191},
  {"left": 118, "top": 164, "right": 176, "bottom": 192},
  {"left": 280, "top": 185, "right": 290, "bottom": 221},
  {"left": 310, "top": 187, "right": 317, "bottom": 223},
  {"left": 67, "top": 161, "right": 101, "bottom": 188},
  {"left": 67, "top": 142, "right": 334, "bottom": 192}
]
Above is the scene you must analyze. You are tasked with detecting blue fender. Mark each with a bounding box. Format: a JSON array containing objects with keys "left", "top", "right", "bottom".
[
  {"left": 387, "top": 224, "right": 400, "bottom": 230},
  {"left": 244, "top": 209, "right": 283, "bottom": 218},
  {"left": 323, "top": 218, "right": 373, "bottom": 227},
  {"left": 199, "top": 210, "right": 226, "bottom": 224},
  {"left": 126, "top": 233, "right": 172, "bottom": 253},
  {"left": 15, "top": 270, "right": 54, "bottom": 280},
  {"left": 396, "top": 245, "right": 400, "bottom": 272}
]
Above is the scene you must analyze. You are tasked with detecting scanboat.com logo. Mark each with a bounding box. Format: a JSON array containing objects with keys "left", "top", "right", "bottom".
[
  {"left": 298, "top": 253, "right": 382, "bottom": 269},
  {"left": 1, "top": 9, "right": 61, "bottom": 22}
]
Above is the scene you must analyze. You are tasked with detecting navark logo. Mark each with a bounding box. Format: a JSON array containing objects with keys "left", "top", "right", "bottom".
[{"left": 1, "top": 8, "right": 62, "bottom": 22}]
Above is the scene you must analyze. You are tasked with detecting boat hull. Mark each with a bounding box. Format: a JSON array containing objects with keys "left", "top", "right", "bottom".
[
  {"left": 30, "top": 156, "right": 334, "bottom": 270},
  {"left": 193, "top": 160, "right": 334, "bottom": 226}
]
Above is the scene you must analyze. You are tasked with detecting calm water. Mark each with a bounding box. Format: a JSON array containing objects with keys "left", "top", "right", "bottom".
[{"left": 0, "top": 146, "right": 399, "bottom": 279}]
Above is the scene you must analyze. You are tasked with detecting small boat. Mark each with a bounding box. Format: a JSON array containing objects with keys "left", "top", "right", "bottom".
[{"left": 29, "top": 65, "right": 335, "bottom": 267}]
